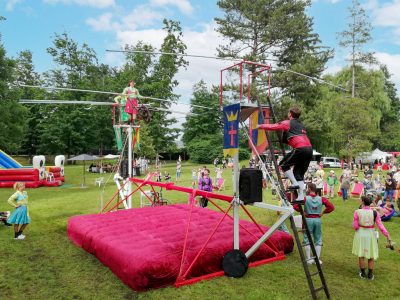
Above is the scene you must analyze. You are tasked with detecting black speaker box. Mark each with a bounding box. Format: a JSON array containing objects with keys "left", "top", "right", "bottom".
[
  {"left": 239, "top": 168, "right": 263, "bottom": 204},
  {"left": 121, "top": 160, "right": 129, "bottom": 178}
]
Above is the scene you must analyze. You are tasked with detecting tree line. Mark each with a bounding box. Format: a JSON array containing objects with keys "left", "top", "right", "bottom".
[{"left": 1, "top": 0, "right": 399, "bottom": 164}]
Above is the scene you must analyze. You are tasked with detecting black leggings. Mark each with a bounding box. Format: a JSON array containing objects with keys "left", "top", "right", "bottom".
[
  {"left": 279, "top": 147, "right": 313, "bottom": 181},
  {"left": 316, "top": 188, "right": 322, "bottom": 196}
]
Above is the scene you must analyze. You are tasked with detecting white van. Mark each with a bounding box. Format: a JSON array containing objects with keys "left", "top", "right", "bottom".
[{"left": 320, "top": 157, "right": 342, "bottom": 168}]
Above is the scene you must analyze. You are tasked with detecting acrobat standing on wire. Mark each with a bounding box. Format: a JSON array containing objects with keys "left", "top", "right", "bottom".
[
  {"left": 114, "top": 79, "right": 141, "bottom": 125},
  {"left": 256, "top": 107, "right": 312, "bottom": 202}
]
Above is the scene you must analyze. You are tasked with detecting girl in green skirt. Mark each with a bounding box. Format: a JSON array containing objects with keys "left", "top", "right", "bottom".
[{"left": 352, "top": 195, "right": 391, "bottom": 280}]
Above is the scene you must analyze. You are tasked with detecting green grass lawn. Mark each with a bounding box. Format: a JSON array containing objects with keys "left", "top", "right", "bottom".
[{"left": 0, "top": 161, "right": 399, "bottom": 300}]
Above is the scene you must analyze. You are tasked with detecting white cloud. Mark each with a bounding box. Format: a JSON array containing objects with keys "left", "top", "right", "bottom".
[
  {"left": 121, "top": 6, "right": 164, "bottom": 30},
  {"left": 5, "top": 0, "right": 22, "bottom": 11},
  {"left": 363, "top": 0, "right": 379, "bottom": 10},
  {"left": 368, "top": 0, "right": 400, "bottom": 44},
  {"left": 149, "top": 0, "right": 193, "bottom": 15},
  {"left": 86, "top": 6, "right": 164, "bottom": 33},
  {"left": 375, "top": 52, "right": 400, "bottom": 91},
  {"left": 371, "top": 0, "right": 400, "bottom": 27},
  {"left": 43, "top": 0, "right": 115, "bottom": 9},
  {"left": 86, "top": 13, "right": 121, "bottom": 31}
]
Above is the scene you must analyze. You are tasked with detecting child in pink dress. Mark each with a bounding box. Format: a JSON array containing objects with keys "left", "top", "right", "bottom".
[{"left": 352, "top": 195, "right": 391, "bottom": 280}]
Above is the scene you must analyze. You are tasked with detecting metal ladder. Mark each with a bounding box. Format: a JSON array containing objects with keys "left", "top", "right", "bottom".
[{"left": 257, "top": 97, "right": 330, "bottom": 300}]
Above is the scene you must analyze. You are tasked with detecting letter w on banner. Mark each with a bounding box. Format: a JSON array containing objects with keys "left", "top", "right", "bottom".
[
  {"left": 248, "top": 109, "right": 269, "bottom": 155},
  {"left": 223, "top": 103, "right": 240, "bottom": 158}
]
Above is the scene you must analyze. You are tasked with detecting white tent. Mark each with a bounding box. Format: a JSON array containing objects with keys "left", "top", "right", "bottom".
[
  {"left": 103, "top": 154, "right": 120, "bottom": 159},
  {"left": 313, "top": 150, "right": 322, "bottom": 155},
  {"left": 370, "top": 148, "right": 392, "bottom": 161}
]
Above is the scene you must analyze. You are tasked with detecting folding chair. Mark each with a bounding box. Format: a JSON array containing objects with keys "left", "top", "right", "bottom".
[
  {"left": 139, "top": 173, "right": 155, "bottom": 207},
  {"left": 351, "top": 183, "right": 364, "bottom": 198},
  {"left": 212, "top": 178, "right": 226, "bottom": 192},
  {"left": 140, "top": 190, "right": 154, "bottom": 207}
]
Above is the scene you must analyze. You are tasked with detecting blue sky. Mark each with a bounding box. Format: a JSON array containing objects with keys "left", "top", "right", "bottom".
[{"left": 1, "top": 0, "right": 400, "bottom": 102}]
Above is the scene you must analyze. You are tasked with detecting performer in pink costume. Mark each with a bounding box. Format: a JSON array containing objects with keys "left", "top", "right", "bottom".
[{"left": 123, "top": 80, "right": 141, "bottom": 125}]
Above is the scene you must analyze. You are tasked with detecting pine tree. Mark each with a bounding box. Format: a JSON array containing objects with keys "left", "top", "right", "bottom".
[
  {"left": 215, "top": 0, "right": 332, "bottom": 102},
  {"left": 336, "top": 0, "right": 376, "bottom": 98}
]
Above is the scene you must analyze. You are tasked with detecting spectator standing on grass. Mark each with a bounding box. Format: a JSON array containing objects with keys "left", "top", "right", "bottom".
[
  {"left": 342, "top": 165, "right": 351, "bottom": 177},
  {"left": 191, "top": 169, "right": 197, "bottom": 182},
  {"left": 315, "top": 165, "right": 325, "bottom": 179},
  {"left": 7, "top": 182, "right": 31, "bottom": 240},
  {"left": 352, "top": 195, "right": 391, "bottom": 280},
  {"left": 214, "top": 157, "right": 219, "bottom": 168},
  {"left": 305, "top": 172, "right": 313, "bottom": 195},
  {"left": 176, "top": 162, "right": 181, "bottom": 183},
  {"left": 374, "top": 174, "right": 382, "bottom": 192},
  {"left": 326, "top": 170, "right": 338, "bottom": 199},
  {"left": 364, "top": 165, "right": 373, "bottom": 178},
  {"left": 215, "top": 168, "right": 223, "bottom": 183},
  {"left": 198, "top": 169, "right": 213, "bottom": 208},
  {"left": 383, "top": 173, "right": 395, "bottom": 202},
  {"left": 340, "top": 174, "right": 351, "bottom": 201},
  {"left": 222, "top": 158, "right": 227, "bottom": 170},
  {"left": 314, "top": 174, "right": 323, "bottom": 197},
  {"left": 393, "top": 168, "right": 400, "bottom": 182}
]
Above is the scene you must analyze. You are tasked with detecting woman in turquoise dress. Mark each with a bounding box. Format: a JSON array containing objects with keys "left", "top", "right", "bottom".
[{"left": 8, "top": 182, "right": 31, "bottom": 240}]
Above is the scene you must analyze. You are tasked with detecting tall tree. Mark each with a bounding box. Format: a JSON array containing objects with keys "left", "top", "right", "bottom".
[
  {"left": 329, "top": 96, "right": 379, "bottom": 159},
  {"left": 38, "top": 31, "right": 102, "bottom": 158},
  {"left": 336, "top": 0, "right": 376, "bottom": 98},
  {"left": 181, "top": 80, "right": 223, "bottom": 144},
  {"left": 215, "top": 0, "right": 332, "bottom": 102},
  {"left": 15, "top": 50, "right": 43, "bottom": 159},
  {"left": 0, "top": 17, "right": 27, "bottom": 153}
]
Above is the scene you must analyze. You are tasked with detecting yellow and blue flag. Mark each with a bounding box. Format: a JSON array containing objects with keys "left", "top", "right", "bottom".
[
  {"left": 248, "top": 109, "right": 269, "bottom": 155},
  {"left": 223, "top": 103, "right": 240, "bottom": 157}
]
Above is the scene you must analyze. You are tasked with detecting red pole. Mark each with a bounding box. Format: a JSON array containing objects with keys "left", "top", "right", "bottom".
[
  {"left": 206, "top": 197, "right": 275, "bottom": 253},
  {"left": 220, "top": 71, "right": 223, "bottom": 107},
  {"left": 113, "top": 105, "right": 115, "bottom": 126},
  {"left": 240, "top": 204, "right": 279, "bottom": 253},
  {"left": 180, "top": 204, "right": 232, "bottom": 279},
  {"left": 107, "top": 182, "right": 145, "bottom": 212},
  {"left": 177, "top": 203, "right": 195, "bottom": 278},
  {"left": 248, "top": 73, "right": 251, "bottom": 102},
  {"left": 101, "top": 181, "right": 127, "bottom": 213},
  {"left": 240, "top": 63, "right": 243, "bottom": 102},
  {"left": 269, "top": 65, "right": 271, "bottom": 98},
  {"left": 150, "top": 185, "right": 161, "bottom": 205},
  {"left": 132, "top": 181, "right": 157, "bottom": 206}
]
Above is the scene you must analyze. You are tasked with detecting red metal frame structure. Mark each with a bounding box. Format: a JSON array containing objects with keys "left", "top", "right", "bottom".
[
  {"left": 101, "top": 178, "right": 286, "bottom": 288},
  {"left": 220, "top": 59, "right": 271, "bottom": 106}
]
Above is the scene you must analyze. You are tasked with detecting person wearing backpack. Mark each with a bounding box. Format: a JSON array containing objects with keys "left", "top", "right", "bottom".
[{"left": 326, "top": 170, "right": 338, "bottom": 199}]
